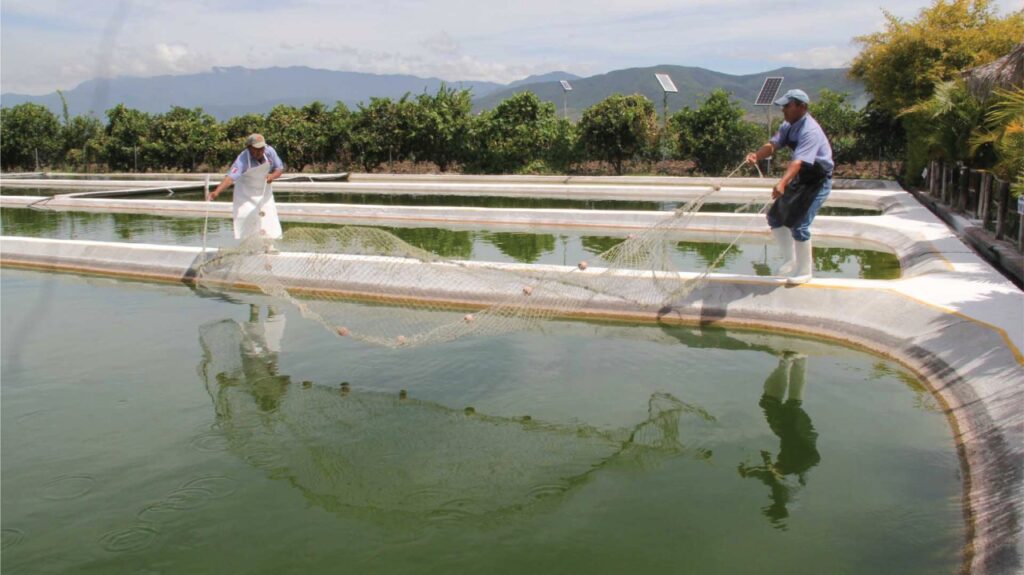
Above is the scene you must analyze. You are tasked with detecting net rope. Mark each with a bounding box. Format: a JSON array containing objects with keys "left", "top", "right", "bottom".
[{"left": 197, "top": 162, "right": 771, "bottom": 348}]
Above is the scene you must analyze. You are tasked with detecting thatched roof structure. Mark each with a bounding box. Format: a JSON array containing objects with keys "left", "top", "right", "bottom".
[{"left": 963, "top": 41, "right": 1024, "bottom": 99}]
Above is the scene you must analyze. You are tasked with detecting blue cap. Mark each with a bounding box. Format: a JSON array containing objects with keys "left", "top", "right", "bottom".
[{"left": 773, "top": 89, "right": 810, "bottom": 106}]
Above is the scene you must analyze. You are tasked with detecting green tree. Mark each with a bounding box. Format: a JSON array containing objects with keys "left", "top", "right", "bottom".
[
  {"left": 149, "top": 106, "right": 222, "bottom": 171},
  {"left": 349, "top": 96, "right": 411, "bottom": 171},
  {"left": 264, "top": 103, "right": 323, "bottom": 170},
  {"left": 408, "top": 85, "right": 473, "bottom": 172},
  {"left": 849, "top": 0, "right": 1024, "bottom": 178},
  {"left": 62, "top": 114, "right": 105, "bottom": 170},
  {"left": 671, "top": 89, "right": 762, "bottom": 175},
  {"left": 325, "top": 102, "right": 353, "bottom": 167},
  {"left": 809, "top": 89, "right": 863, "bottom": 165},
  {"left": 855, "top": 99, "right": 906, "bottom": 167},
  {"left": 0, "top": 103, "right": 63, "bottom": 170},
  {"left": 970, "top": 87, "right": 1024, "bottom": 196},
  {"left": 850, "top": 0, "right": 1024, "bottom": 115},
  {"left": 901, "top": 79, "right": 986, "bottom": 165},
  {"left": 103, "top": 104, "right": 153, "bottom": 171},
  {"left": 220, "top": 113, "right": 266, "bottom": 165},
  {"left": 469, "top": 92, "right": 562, "bottom": 173},
  {"left": 577, "top": 94, "right": 658, "bottom": 174}
]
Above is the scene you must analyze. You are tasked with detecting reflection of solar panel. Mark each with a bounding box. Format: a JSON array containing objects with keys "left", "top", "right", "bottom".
[
  {"left": 560, "top": 80, "right": 573, "bottom": 91},
  {"left": 655, "top": 73, "right": 678, "bottom": 93},
  {"left": 755, "top": 77, "right": 784, "bottom": 105}
]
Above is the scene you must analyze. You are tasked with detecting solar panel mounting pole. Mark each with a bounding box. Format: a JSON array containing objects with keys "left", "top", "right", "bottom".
[
  {"left": 560, "top": 80, "right": 573, "bottom": 120},
  {"left": 754, "top": 77, "right": 784, "bottom": 177},
  {"left": 654, "top": 74, "right": 678, "bottom": 160},
  {"left": 654, "top": 73, "right": 678, "bottom": 130}
]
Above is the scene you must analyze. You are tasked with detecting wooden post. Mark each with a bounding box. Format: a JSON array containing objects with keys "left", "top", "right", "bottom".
[
  {"left": 941, "top": 163, "right": 949, "bottom": 204},
  {"left": 979, "top": 172, "right": 992, "bottom": 229},
  {"left": 958, "top": 166, "right": 969, "bottom": 212},
  {"left": 995, "top": 180, "right": 1009, "bottom": 240},
  {"left": 929, "top": 161, "right": 938, "bottom": 196},
  {"left": 969, "top": 170, "right": 979, "bottom": 217},
  {"left": 1018, "top": 208, "right": 1023, "bottom": 252}
]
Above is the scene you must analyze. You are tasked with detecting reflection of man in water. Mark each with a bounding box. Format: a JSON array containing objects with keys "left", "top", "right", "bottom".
[
  {"left": 243, "top": 304, "right": 286, "bottom": 359},
  {"left": 738, "top": 352, "right": 820, "bottom": 529}
]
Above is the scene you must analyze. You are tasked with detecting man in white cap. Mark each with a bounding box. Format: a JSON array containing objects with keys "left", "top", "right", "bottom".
[
  {"left": 209, "top": 133, "right": 285, "bottom": 250},
  {"left": 745, "top": 89, "right": 833, "bottom": 284}
]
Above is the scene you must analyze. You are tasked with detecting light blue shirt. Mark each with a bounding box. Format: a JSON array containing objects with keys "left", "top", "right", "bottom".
[
  {"left": 770, "top": 114, "right": 834, "bottom": 174},
  {"left": 227, "top": 145, "right": 284, "bottom": 182}
]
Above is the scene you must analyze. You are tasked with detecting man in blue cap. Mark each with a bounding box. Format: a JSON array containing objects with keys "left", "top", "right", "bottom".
[{"left": 745, "top": 89, "right": 833, "bottom": 284}]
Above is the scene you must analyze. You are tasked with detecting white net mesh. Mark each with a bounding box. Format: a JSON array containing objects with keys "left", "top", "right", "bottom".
[
  {"left": 198, "top": 319, "right": 716, "bottom": 517},
  {"left": 196, "top": 188, "right": 768, "bottom": 349}
]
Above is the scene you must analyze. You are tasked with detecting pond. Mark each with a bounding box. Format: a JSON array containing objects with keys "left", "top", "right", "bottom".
[
  {"left": 0, "top": 268, "right": 962, "bottom": 574},
  {"left": 0, "top": 185, "right": 881, "bottom": 215},
  {"left": 0, "top": 209, "right": 901, "bottom": 279}
]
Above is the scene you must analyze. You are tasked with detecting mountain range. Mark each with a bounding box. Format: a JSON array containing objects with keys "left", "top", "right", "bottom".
[{"left": 1, "top": 65, "right": 864, "bottom": 120}]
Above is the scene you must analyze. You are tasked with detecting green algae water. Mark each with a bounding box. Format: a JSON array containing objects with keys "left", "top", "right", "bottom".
[
  {"left": 2, "top": 268, "right": 962, "bottom": 574},
  {"left": 0, "top": 185, "right": 881, "bottom": 215},
  {"left": 0, "top": 209, "right": 901, "bottom": 279}
]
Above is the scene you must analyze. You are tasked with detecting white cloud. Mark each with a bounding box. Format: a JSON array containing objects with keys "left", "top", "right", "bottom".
[
  {"left": 770, "top": 45, "right": 862, "bottom": 69},
  {"left": 2, "top": 0, "right": 1022, "bottom": 94}
]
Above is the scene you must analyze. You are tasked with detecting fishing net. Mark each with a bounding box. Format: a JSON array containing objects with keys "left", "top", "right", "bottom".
[
  {"left": 195, "top": 177, "right": 769, "bottom": 349},
  {"left": 198, "top": 319, "right": 714, "bottom": 518}
]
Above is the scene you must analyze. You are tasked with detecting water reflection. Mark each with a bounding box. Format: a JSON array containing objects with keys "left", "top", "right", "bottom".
[
  {"left": 2, "top": 208, "right": 900, "bottom": 279},
  {"left": 481, "top": 232, "right": 556, "bottom": 263},
  {"left": 197, "top": 317, "right": 714, "bottom": 520},
  {"left": 738, "top": 353, "right": 820, "bottom": 530}
]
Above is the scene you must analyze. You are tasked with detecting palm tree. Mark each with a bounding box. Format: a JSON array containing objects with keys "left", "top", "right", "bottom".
[
  {"left": 901, "top": 79, "right": 986, "bottom": 166},
  {"left": 969, "top": 87, "right": 1024, "bottom": 197}
]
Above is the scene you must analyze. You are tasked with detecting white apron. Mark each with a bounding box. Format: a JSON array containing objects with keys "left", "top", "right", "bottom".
[{"left": 232, "top": 158, "right": 282, "bottom": 241}]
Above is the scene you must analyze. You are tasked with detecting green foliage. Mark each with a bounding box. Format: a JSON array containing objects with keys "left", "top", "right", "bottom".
[
  {"left": 855, "top": 99, "right": 906, "bottom": 163},
  {"left": 349, "top": 96, "right": 412, "bottom": 171},
  {"left": 469, "top": 92, "right": 564, "bottom": 173},
  {"left": 850, "top": 0, "right": 1024, "bottom": 115},
  {"left": 262, "top": 103, "right": 333, "bottom": 170},
  {"left": 483, "top": 232, "right": 556, "bottom": 263},
  {"left": 325, "top": 103, "right": 353, "bottom": 167},
  {"left": 671, "top": 89, "right": 761, "bottom": 175},
  {"left": 577, "top": 94, "right": 658, "bottom": 174},
  {"left": 901, "top": 79, "right": 986, "bottom": 165},
  {"left": 0, "top": 103, "right": 63, "bottom": 170},
  {"left": 103, "top": 104, "right": 153, "bottom": 171},
  {"left": 62, "top": 114, "right": 104, "bottom": 169},
  {"left": 850, "top": 0, "right": 1023, "bottom": 180},
  {"left": 809, "top": 90, "right": 863, "bottom": 165},
  {"left": 406, "top": 85, "right": 473, "bottom": 172},
  {"left": 220, "top": 113, "right": 266, "bottom": 165},
  {"left": 970, "top": 87, "right": 1024, "bottom": 196},
  {"left": 148, "top": 106, "right": 223, "bottom": 171}
]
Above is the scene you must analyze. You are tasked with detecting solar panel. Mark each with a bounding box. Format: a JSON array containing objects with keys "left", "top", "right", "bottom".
[
  {"left": 655, "top": 73, "right": 678, "bottom": 93},
  {"left": 755, "top": 77, "right": 784, "bottom": 105},
  {"left": 560, "top": 80, "right": 573, "bottom": 91}
]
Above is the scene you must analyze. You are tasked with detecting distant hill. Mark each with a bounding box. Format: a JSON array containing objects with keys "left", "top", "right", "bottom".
[
  {"left": 474, "top": 65, "right": 866, "bottom": 118},
  {"left": 1, "top": 65, "right": 864, "bottom": 121},
  {"left": 0, "top": 66, "right": 505, "bottom": 120},
  {"left": 506, "top": 71, "right": 581, "bottom": 89}
]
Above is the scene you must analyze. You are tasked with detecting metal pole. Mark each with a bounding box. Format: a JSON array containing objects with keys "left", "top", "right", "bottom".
[
  {"left": 563, "top": 92, "right": 568, "bottom": 120},
  {"left": 765, "top": 107, "right": 772, "bottom": 176},
  {"left": 663, "top": 92, "right": 668, "bottom": 130},
  {"left": 35, "top": 148, "right": 39, "bottom": 171}
]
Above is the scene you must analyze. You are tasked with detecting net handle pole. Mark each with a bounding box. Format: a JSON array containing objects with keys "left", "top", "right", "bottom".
[{"left": 202, "top": 174, "right": 211, "bottom": 254}]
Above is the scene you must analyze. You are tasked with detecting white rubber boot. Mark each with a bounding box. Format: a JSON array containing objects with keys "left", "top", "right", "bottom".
[
  {"left": 772, "top": 227, "right": 796, "bottom": 276},
  {"left": 787, "top": 239, "right": 813, "bottom": 284}
]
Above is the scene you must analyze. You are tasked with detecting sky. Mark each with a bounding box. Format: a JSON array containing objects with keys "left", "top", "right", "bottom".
[{"left": 1, "top": 0, "right": 1021, "bottom": 95}]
